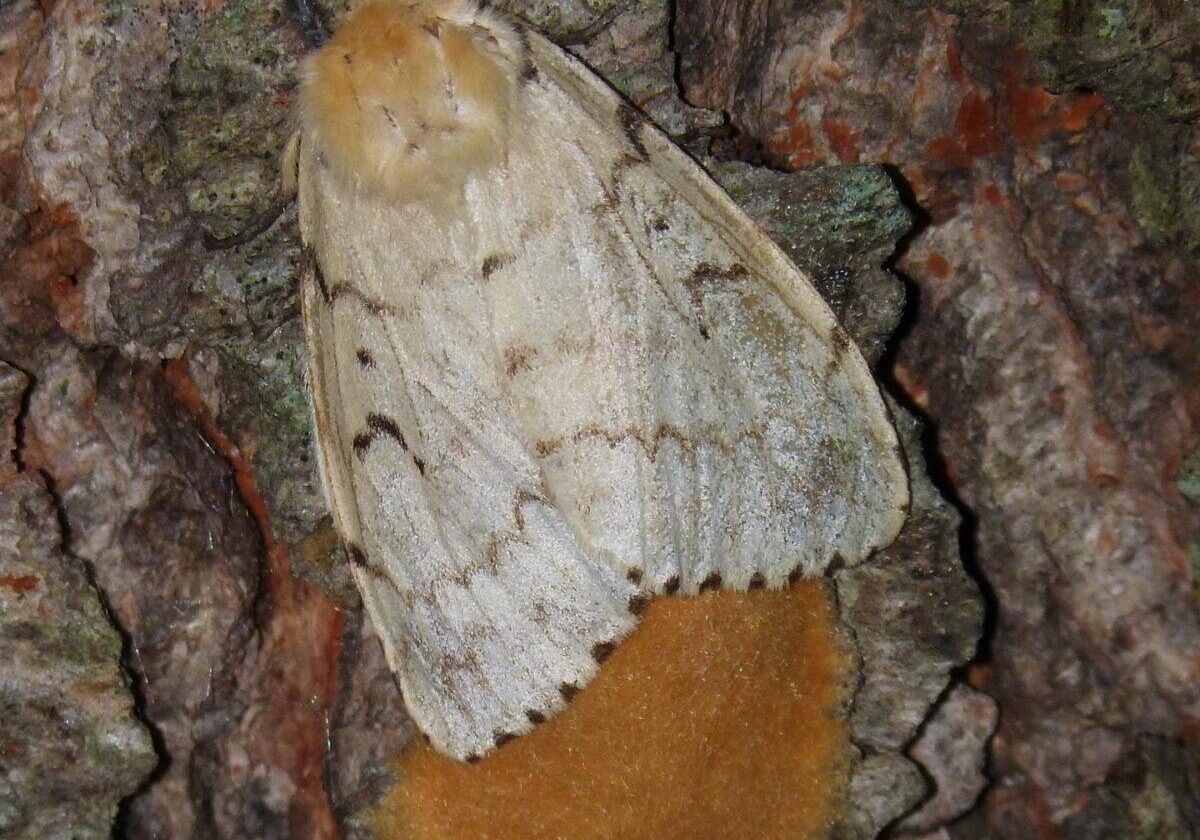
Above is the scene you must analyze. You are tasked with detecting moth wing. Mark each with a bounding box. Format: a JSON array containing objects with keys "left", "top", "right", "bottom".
[
  {"left": 296, "top": 145, "right": 636, "bottom": 762},
  {"left": 475, "top": 32, "right": 909, "bottom": 596}
]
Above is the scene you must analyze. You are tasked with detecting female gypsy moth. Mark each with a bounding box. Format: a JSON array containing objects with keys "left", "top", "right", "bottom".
[{"left": 291, "top": 0, "right": 909, "bottom": 762}]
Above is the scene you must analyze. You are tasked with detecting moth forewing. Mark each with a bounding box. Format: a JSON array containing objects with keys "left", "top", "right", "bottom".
[{"left": 293, "top": 0, "right": 908, "bottom": 762}]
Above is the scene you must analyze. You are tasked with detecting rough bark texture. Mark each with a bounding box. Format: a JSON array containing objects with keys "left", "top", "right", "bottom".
[
  {"left": 21, "top": 0, "right": 1197, "bottom": 835},
  {"left": 674, "top": 0, "right": 1200, "bottom": 835},
  {"left": 0, "top": 358, "right": 156, "bottom": 838}
]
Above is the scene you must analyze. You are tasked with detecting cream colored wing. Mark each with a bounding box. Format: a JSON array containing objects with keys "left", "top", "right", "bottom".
[
  {"left": 297, "top": 142, "right": 637, "bottom": 763},
  {"left": 472, "top": 32, "right": 910, "bottom": 598}
]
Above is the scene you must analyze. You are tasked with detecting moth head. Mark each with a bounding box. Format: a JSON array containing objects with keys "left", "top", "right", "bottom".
[{"left": 299, "top": 0, "right": 523, "bottom": 201}]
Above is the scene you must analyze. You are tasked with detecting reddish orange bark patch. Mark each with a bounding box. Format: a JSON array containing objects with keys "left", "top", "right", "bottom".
[
  {"left": 376, "top": 582, "right": 852, "bottom": 840},
  {"left": 0, "top": 203, "right": 94, "bottom": 343},
  {"left": 0, "top": 574, "right": 38, "bottom": 594},
  {"left": 926, "top": 135, "right": 969, "bottom": 167},
  {"left": 821, "top": 118, "right": 860, "bottom": 163},
  {"left": 46, "top": 273, "right": 85, "bottom": 336},
  {"left": 925, "top": 252, "right": 951, "bottom": 278},
  {"left": 770, "top": 120, "right": 824, "bottom": 167},
  {"left": 1060, "top": 93, "right": 1105, "bottom": 132},
  {"left": 163, "top": 358, "right": 342, "bottom": 840},
  {"left": 955, "top": 90, "right": 999, "bottom": 158},
  {"left": 925, "top": 88, "right": 1002, "bottom": 168},
  {"left": 1005, "top": 67, "right": 1104, "bottom": 148},
  {"left": 1005, "top": 75, "right": 1055, "bottom": 148},
  {"left": 945, "top": 43, "right": 965, "bottom": 82}
]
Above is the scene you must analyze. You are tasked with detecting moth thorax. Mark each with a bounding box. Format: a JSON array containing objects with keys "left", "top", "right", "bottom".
[{"left": 300, "top": 0, "right": 523, "bottom": 201}]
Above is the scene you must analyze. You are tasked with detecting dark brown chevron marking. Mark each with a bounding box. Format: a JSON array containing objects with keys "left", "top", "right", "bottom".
[
  {"left": 352, "top": 413, "right": 426, "bottom": 476},
  {"left": 481, "top": 252, "right": 515, "bottom": 279},
  {"left": 329, "top": 282, "right": 397, "bottom": 318}
]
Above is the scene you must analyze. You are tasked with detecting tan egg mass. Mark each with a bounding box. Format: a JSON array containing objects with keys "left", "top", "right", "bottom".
[{"left": 374, "top": 582, "right": 853, "bottom": 840}]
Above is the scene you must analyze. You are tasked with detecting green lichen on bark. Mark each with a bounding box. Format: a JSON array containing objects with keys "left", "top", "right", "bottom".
[
  {"left": 163, "top": 0, "right": 297, "bottom": 241},
  {"left": 715, "top": 163, "right": 910, "bottom": 362},
  {"left": 1013, "top": 0, "right": 1200, "bottom": 122},
  {"left": 1005, "top": 0, "right": 1200, "bottom": 255}
]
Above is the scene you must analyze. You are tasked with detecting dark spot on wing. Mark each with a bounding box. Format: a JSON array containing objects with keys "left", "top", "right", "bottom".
[
  {"left": 592, "top": 640, "right": 616, "bottom": 663},
  {"left": 346, "top": 543, "right": 369, "bottom": 568},
  {"left": 699, "top": 571, "right": 722, "bottom": 592},
  {"left": 618, "top": 102, "right": 649, "bottom": 159},
  {"left": 481, "top": 253, "right": 514, "bottom": 279},
  {"left": 352, "top": 413, "right": 426, "bottom": 475},
  {"left": 356, "top": 348, "right": 375, "bottom": 369},
  {"left": 662, "top": 575, "right": 680, "bottom": 595},
  {"left": 626, "top": 567, "right": 643, "bottom": 584},
  {"left": 650, "top": 215, "right": 670, "bottom": 232},
  {"left": 465, "top": 753, "right": 481, "bottom": 764},
  {"left": 526, "top": 709, "right": 546, "bottom": 725},
  {"left": 493, "top": 730, "right": 516, "bottom": 747},
  {"left": 627, "top": 593, "right": 650, "bottom": 615},
  {"left": 747, "top": 572, "right": 766, "bottom": 590},
  {"left": 352, "top": 431, "right": 372, "bottom": 456},
  {"left": 304, "top": 245, "right": 332, "bottom": 302},
  {"left": 787, "top": 564, "right": 805, "bottom": 585},
  {"left": 826, "top": 552, "right": 847, "bottom": 574},
  {"left": 520, "top": 58, "right": 538, "bottom": 84},
  {"left": 503, "top": 343, "right": 535, "bottom": 378},
  {"left": 368, "top": 413, "right": 404, "bottom": 444},
  {"left": 559, "top": 682, "right": 579, "bottom": 702}
]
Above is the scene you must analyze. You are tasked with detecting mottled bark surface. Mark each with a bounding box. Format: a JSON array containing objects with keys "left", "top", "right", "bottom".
[
  {"left": 0, "top": 359, "right": 155, "bottom": 838},
  {"left": 675, "top": 0, "right": 1200, "bottom": 835},
  {"left": 8, "top": 0, "right": 1187, "bottom": 836}
]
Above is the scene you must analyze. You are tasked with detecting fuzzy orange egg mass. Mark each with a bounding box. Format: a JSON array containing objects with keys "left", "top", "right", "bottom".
[{"left": 373, "top": 580, "right": 852, "bottom": 839}]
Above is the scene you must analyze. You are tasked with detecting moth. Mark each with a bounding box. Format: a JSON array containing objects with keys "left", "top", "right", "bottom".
[{"left": 288, "top": 0, "right": 909, "bottom": 762}]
